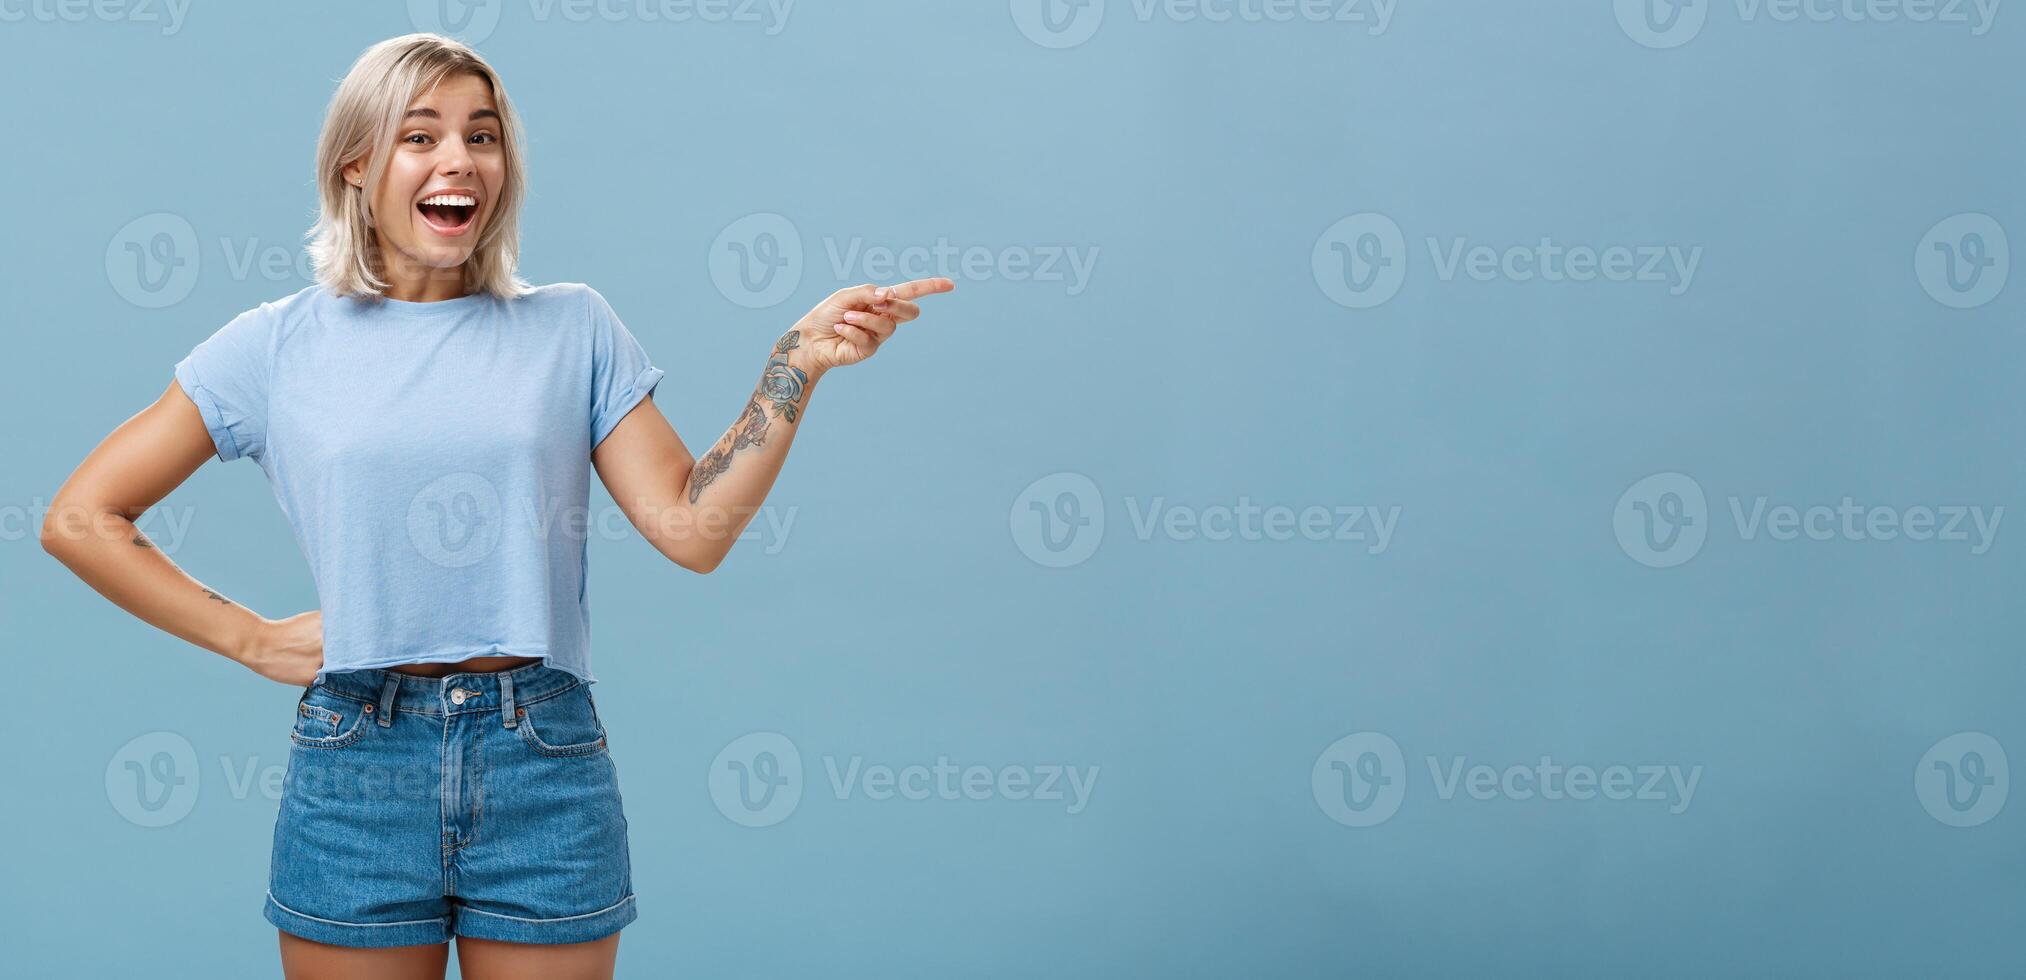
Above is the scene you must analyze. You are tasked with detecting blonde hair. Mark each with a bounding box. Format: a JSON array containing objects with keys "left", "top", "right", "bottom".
[{"left": 307, "top": 33, "right": 529, "bottom": 300}]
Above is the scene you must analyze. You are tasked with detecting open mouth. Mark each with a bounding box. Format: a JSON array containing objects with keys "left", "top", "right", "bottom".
[{"left": 416, "top": 193, "right": 479, "bottom": 236}]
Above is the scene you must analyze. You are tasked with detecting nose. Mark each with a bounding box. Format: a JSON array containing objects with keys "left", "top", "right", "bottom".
[{"left": 437, "top": 138, "right": 475, "bottom": 178}]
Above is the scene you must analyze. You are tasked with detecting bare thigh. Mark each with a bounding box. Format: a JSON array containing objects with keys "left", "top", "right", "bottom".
[
  {"left": 455, "top": 933, "right": 621, "bottom": 980},
  {"left": 279, "top": 931, "right": 450, "bottom": 980}
]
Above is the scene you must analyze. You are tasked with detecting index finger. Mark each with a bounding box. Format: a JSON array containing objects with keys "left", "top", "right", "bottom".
[{"left": 877, "top": 278, "right": 956, "bottom": 302}]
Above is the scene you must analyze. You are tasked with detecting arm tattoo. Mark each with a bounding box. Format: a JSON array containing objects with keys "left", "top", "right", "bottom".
[
  {"left": 685, "top": 330, "right": 812, "bottom": 504},
  {"left": 689, "top": 398, "right": 767, "bottom": 503},
  {"left": 132, "top": 534, "right": 154, "bottom": 549},
  {"left": 203, "top": 589, "right": 232, "bottom": 605},
  {"left": 760, "top": 330, "right": 808, "bottom": 424}
]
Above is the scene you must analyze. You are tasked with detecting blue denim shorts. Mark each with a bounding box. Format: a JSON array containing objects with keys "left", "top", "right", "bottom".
[{"left": 264, "top": 662, "right": 636, "bottom": 947}]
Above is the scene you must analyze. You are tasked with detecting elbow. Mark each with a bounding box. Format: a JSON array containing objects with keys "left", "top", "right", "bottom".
[
  {"left": 643, "top": 532, "right": 722, "bottom": 574},
  {"left": 39, "top": 498, "right": 77, "bottom": 557},
  {"left": 679, "top": 551, "right": 724, "bottom": 575},
  {"left": 41, "top": 495, "right": 121, "bottom": 560},
  {"left": 668, "top": 539, "right": 725, "bottom": 575}
]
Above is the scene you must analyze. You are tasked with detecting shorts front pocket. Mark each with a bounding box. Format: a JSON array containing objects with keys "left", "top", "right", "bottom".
[
  {"left": 515, "top": 686, "right": 608, "bottom": 758},
  {"left": 290, "top": 687, "right": 374, "bottom": 749}
]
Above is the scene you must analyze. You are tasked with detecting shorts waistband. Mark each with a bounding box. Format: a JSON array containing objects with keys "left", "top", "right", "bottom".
[{"left": 312, "top": 661, "right": 579, "bottom": 727}]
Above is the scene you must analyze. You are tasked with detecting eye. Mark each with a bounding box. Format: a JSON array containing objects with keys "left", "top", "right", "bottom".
[
  {"left": 404, "top": 132, "right": 434, "bottom": 145},
  {"left": 470, "top": 132, "right": 498, "bottom": 145}
]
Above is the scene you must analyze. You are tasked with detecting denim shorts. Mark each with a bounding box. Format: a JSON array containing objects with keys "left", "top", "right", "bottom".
[{"left": 263, "top": 662, "right": 636, "bottom": 947}]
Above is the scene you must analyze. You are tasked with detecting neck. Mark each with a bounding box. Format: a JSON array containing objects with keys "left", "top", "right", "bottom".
[{"left": 375, "top": 243, "right": 470, "bottom": 303}]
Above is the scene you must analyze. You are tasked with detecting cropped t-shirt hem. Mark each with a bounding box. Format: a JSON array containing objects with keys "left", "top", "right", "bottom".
[
  {"left": 317, "top": 651, "right": 594, "bottom": 686},
  {"left": 591, "top": 364, "right": 665, "bottom": 450},
  {"left": 173, "top": 359, "right": 243, "bottom": 462}
]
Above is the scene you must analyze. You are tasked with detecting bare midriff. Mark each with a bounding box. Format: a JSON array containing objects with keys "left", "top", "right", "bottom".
[{"left": 387, "top": 654, "right": 544, "bottom": 678}]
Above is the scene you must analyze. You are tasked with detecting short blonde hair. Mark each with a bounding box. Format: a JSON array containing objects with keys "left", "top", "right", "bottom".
[{"left": 307, "top": 33, "right": 530, "bottom": 300}]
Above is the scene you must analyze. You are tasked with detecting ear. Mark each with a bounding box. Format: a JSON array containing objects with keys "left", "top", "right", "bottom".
[{"left": 341, "top": 159, "right": 365, "bottom": 189}]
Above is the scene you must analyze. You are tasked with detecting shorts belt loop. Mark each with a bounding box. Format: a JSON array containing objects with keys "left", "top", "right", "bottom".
[
  {"left": 377, "top": 674, "right": 399, "bottom": 727},
  {"left": 500, "top": 672, "right": 518, "bottom": 730}
]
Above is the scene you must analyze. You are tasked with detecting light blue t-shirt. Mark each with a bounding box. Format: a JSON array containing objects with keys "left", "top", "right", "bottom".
[{"left": 173, "top": 282, "right": 664, "bottom": 686}]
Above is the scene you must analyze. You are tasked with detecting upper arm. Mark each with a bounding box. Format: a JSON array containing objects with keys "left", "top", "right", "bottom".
[
  {"left": 582, "top": 285, "right": 706, "bottom": 565},
  {"left": 43, "top": 380, "right": 222, "bottom": 544},
  {"left": 591, "top": 393, "right": 703, "bottom": 564}
]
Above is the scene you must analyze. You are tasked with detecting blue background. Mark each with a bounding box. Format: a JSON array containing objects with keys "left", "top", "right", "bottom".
[{"left": 3, "top": 0, "right": 2022, "bottom": 976}]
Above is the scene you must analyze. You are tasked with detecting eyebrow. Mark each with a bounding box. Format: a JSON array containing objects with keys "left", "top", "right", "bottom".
[{"left": 402, "top": 108, "right": 501, "bottom": 122}]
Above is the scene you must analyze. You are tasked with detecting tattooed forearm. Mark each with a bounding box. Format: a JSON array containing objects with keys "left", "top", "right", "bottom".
[
  {"left": 203, "top": 589, "right": 232, "bottom": 605},
  {"left": 132, "top": 534, "right": 154, "bottom": 549},
  {"left": 689, "top": 399, "right": 768, "bottom": 503},
  {"left": 760, "top": 330, "right": 809, "bottom": 424},
  {"left": 684, "top": 331, "right": 813, "bottom": 504}
]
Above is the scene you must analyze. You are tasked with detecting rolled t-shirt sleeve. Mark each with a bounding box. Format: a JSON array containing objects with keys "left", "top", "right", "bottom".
[
  {"left": 174, "top": 305, "right": 274, "bottom": 463},
  {"left": 585, "top": 287, "right": 665, "bottom": 450}
]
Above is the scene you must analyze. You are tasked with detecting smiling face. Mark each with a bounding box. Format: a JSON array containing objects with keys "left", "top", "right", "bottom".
[{"left": 342, "top": 72, "right": 505, "bottom": 294}]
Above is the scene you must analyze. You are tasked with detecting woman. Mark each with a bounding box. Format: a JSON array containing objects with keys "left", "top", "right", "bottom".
[{"left": 39, "top": 33, "right": 951, "bottom": 979}]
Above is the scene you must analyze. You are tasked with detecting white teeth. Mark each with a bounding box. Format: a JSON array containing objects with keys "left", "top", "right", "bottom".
[{"left": 420, "top": 194, "right": 476, "bottom": 207}]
